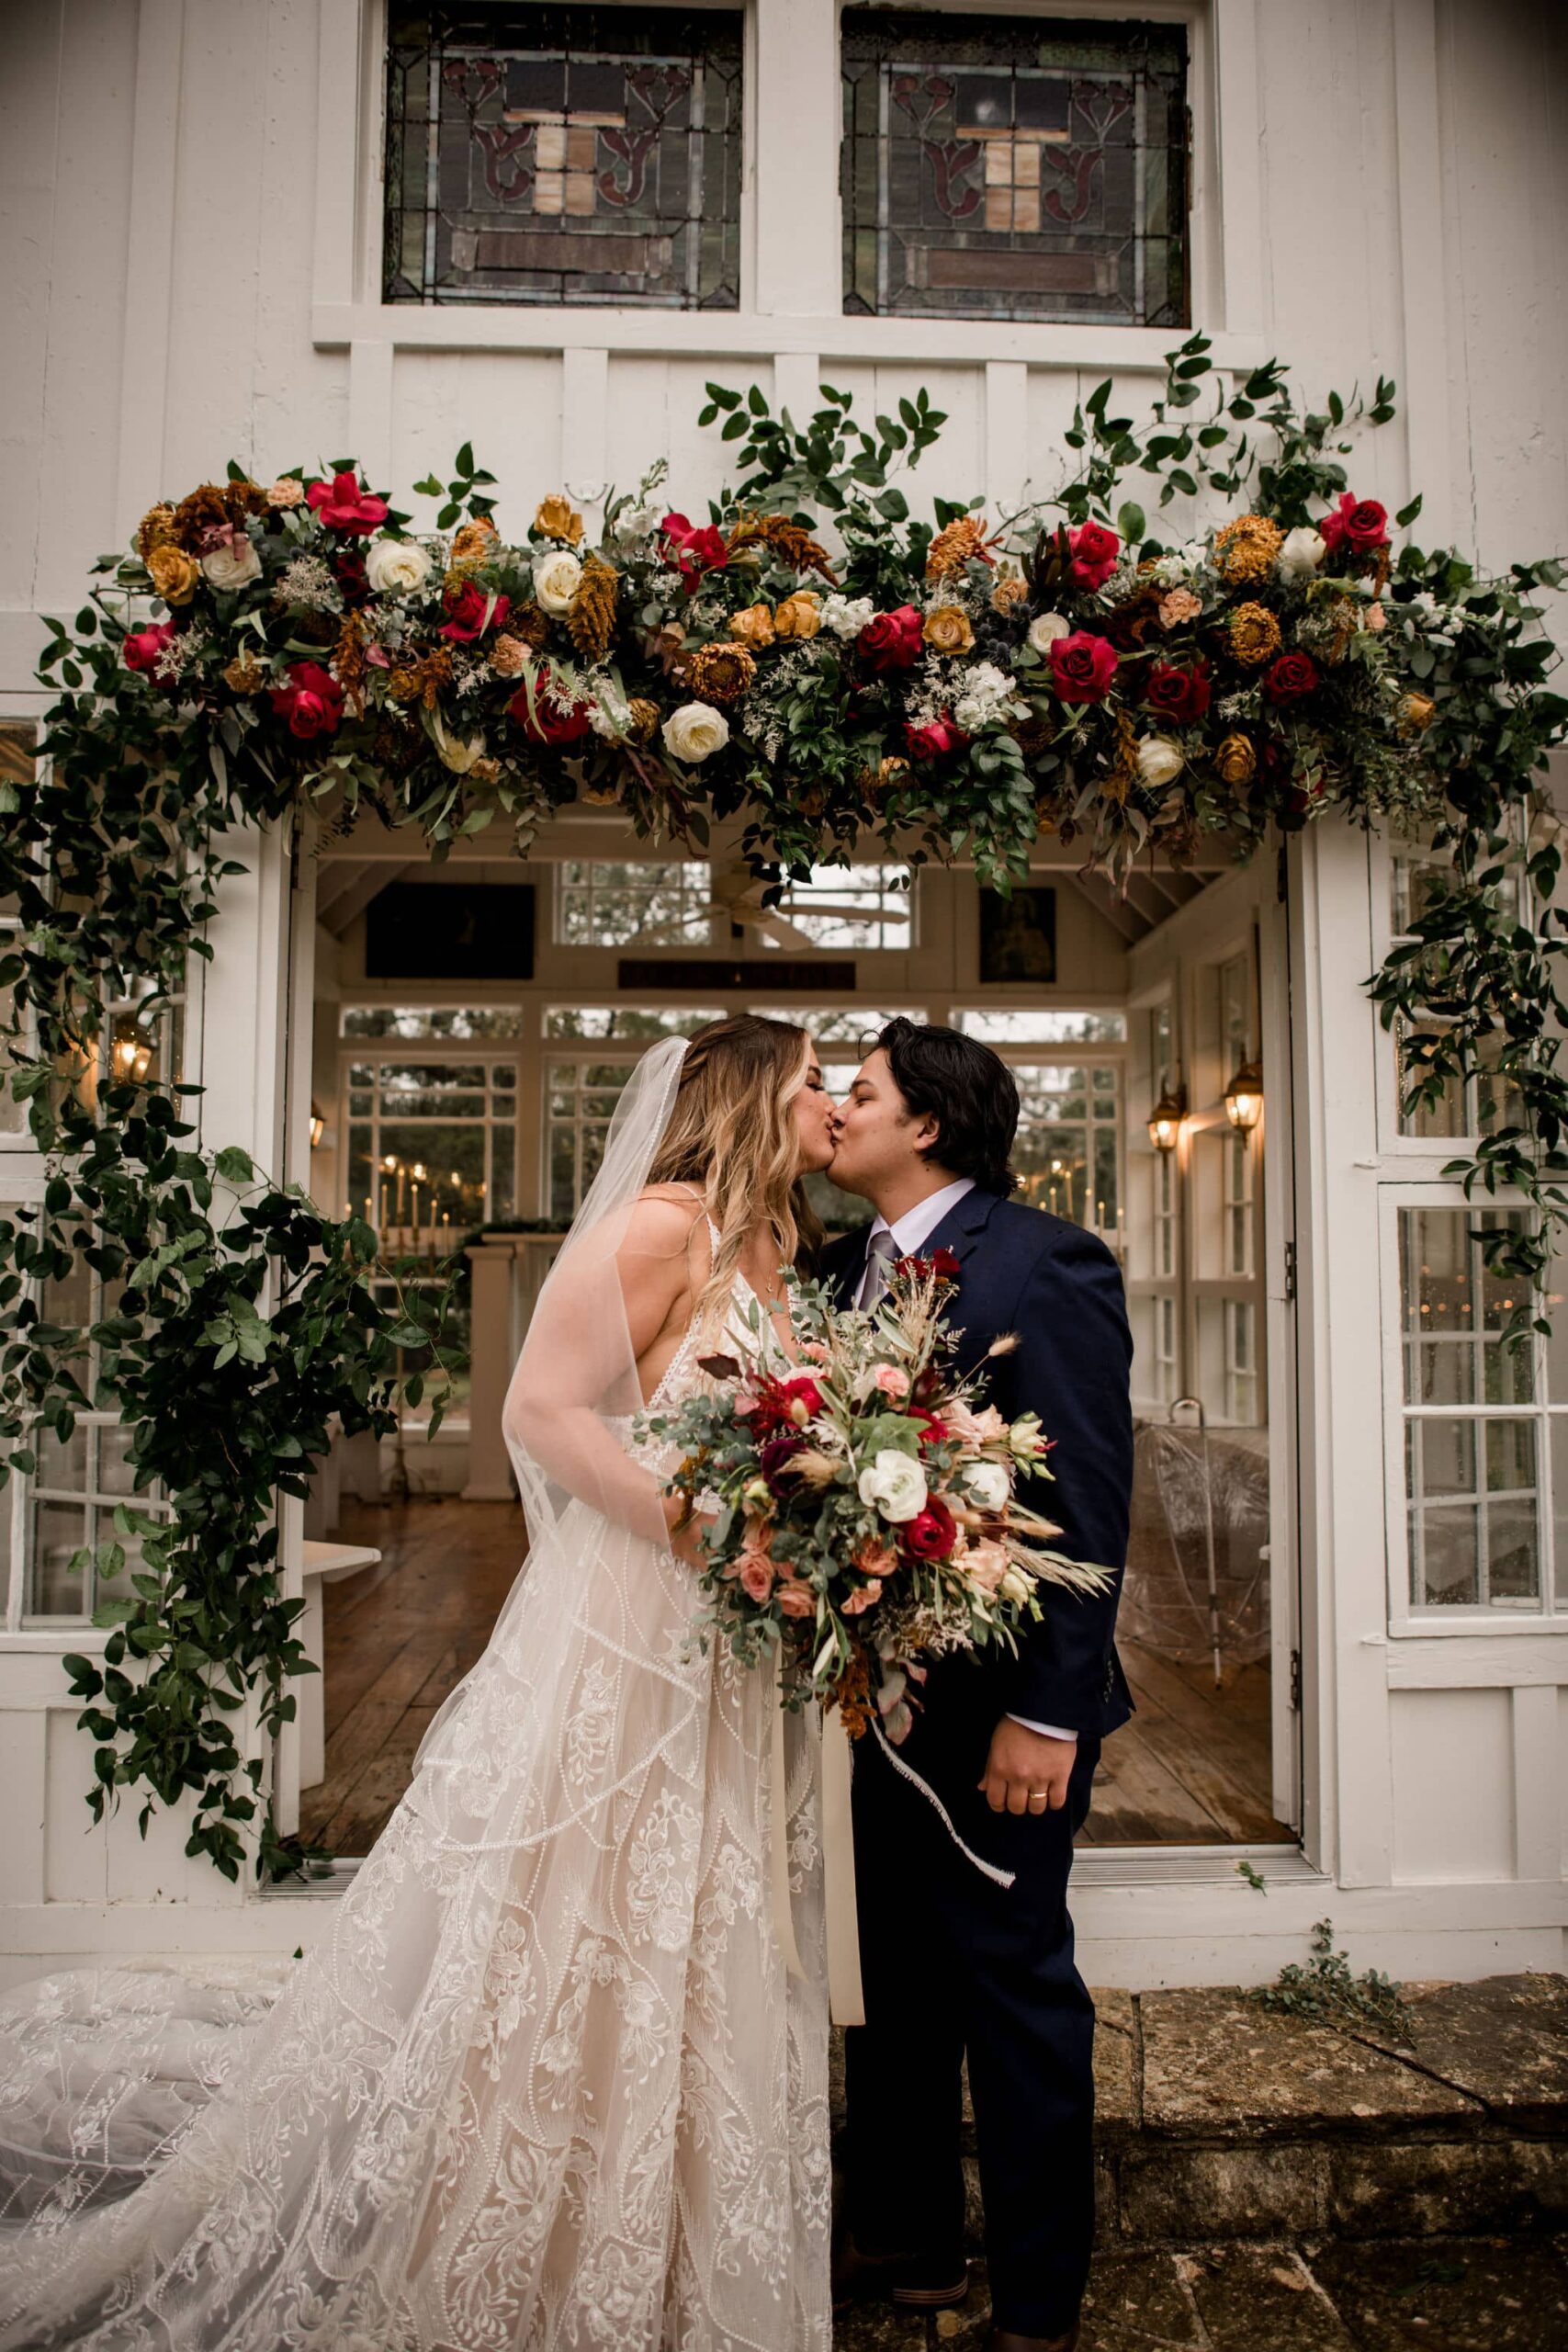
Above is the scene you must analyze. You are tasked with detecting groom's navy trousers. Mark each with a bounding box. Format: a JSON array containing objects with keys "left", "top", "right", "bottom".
[{"left": 821, "top": 1188, "right": 1134, "bottom": 2337}]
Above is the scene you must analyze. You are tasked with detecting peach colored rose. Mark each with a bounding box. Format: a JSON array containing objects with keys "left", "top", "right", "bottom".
[
  {"left": 489, "top": 634, "right": 528, "bottom": 678},
  {"left": 729, "top": 602, "right": 776, "bottom": 649},
  {"left": 1158, "top": 587, "right": 1201, "bottom": 630},
  {"left": 852, "top": 1537, "right": 898, "bottom": 1579},
  {"left": 923, "top": 605, "right": 975, "bottom": 656},
  {"left": 266, "top": 478, "right": 304, "bottom": 509},
  {"left": 1363, "top": 601, "right": 1386, "bottom": 631},
  {"left": 964, "top": 1541, "right": 1010, "bottom": 1597},
  {"left": 873, "top": 1364, "right": 910, "bottom": 1399},
  {"left": 799, "top": 1340, "right": 831, "bottom": 1365},
  {"left": 842, "top": 1580, "right": 883, "bottom": 1615},
  {"left": 773, "top": 592, "right": 822, "bottom": 640},
  {"left": 739, "top": 1556, "right": 776, "bottom": 1603},
  {"left": 776, "top": 1581, "right": 816, "bottom": 1618},
  {"left": 991, "top": 574, "right": 1029, "bottom": 616}
]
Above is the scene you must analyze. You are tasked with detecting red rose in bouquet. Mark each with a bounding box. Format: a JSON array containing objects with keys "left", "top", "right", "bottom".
[
  {"left": 902, "top": 1498, "right": 958, "bottom": 1560},
  {"left": 508, "top": 669, "right": 593, "bottom": 743},
  {"left": 660, "top": 511, "right": 728, "bottom": 587},
  {"left": 1264, "top": 650, "right": 1320, "bottom": 705},
  {"left": 305, "top": 470, "right": 389, "bottom": 533},
  {"left": 904, "top": 715, "right": 968, "bottom": 761},
  {"left": 440, "top": 579, "right": 511, "bottom": 642},
  {"left": 1318, "top": 492, "right": 1389, "bottom": 557},
  {"left": 122, "top": 622, "right": 179, "bottom": 681},
  {"left": 270, "top": 660, "right": 345, "bottom": 739},
  {"left": 1066, "top": 519, "right": 1121, "bottom": 593},
  {"left": 1145, "top": 659, "right": 1213, "bottom": 725},
  {"left": 856, "top": 605, "right": 924, "bottom": 672},
  {"left": 1048, "top": 630, "right": 1120, "bottom": 704}
]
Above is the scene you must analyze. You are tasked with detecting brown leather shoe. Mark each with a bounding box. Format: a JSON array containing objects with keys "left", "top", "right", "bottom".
[
  {"left": 985, "top": 2328, "right": 1080, "bottom": 2352},
  {"left": 830, "top": 2230, "right": 968, "bottom": 2313}
]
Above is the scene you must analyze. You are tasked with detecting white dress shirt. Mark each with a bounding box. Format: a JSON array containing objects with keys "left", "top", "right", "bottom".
[{"left": 857, "top": 1178, "right": 1077, "bottom": 1748}]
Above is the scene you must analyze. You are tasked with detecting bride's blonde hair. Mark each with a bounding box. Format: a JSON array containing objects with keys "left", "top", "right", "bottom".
[{"left": 648, "top": 1014, "right": 826, "bottom": 1336}]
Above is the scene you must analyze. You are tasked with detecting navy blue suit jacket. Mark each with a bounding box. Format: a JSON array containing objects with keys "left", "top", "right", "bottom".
[{"left": 820, "top": 1186, "right": 1134, "bottom": 1739}]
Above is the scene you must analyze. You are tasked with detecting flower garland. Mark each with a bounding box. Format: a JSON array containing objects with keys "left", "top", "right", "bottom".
[{"left": 4, "top": 333, "right": 1564, "bottom": 1881}]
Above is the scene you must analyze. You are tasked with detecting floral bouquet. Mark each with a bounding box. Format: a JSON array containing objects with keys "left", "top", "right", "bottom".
[{"left": 638, "top": 1250, "right": 1109, "bottom": 1745}]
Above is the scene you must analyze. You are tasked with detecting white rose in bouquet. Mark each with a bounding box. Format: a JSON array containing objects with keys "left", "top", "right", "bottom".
[
  {"left": 201, "top": 538, "right": 263, "bottom": 592},
  {"left": 534, "top": 549, "right": 583, "bottom": 615},
  {"left": 1278, "top": 526, "right": 1327, "bottom": 581},
  {"left": 1136, "top": 736, "right": 1184, "bottom": 787},
  {"left": 1027, "top": 612, "right": 1070, "bottom": 656},
  {"left": 661, "top": 701, "right": 729, "bottom": 763},
  {"left": 857, "top": 1447, "right": 929, "bottom": 1524},
  {"left": 964, "top": 1460, "right": 1011, "bottom": 1510},
  {"left": 366, "top": 536, "right": 432, "bottom": 595}
]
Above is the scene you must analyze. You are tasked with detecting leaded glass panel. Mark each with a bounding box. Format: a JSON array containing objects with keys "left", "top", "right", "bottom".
[{"left": 841, "top": 10, "right": 1189, "bottom": 324}]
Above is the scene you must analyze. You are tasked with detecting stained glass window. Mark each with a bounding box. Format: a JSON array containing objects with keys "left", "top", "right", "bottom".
[
  {"left": 841, "top": 11, "right": 1189, "bottom": 325},
  {"left": 385, "top": 6, "right": 743, "bottom": 309}
]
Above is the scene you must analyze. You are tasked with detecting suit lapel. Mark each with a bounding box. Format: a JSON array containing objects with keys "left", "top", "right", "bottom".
[{"left": 919, "top": 1184, "right": 1001, "bottom": 1266}]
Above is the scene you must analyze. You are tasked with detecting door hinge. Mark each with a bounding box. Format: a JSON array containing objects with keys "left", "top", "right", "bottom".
[
  {"left": 1282, "top": 1238, "right": 1297, "bottom": 1305},
  {"left": 1289, "top": 1647, "right": 1303, "bottom": 1713}
]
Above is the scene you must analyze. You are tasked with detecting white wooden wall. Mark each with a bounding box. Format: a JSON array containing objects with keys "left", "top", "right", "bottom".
[{"left": 0, "top": 0, "right": 1564, "bottom": 1984}]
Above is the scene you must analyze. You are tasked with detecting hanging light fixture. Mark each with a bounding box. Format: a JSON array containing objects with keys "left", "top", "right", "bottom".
[
  {"left": 1147, "top": 1080, "right": 1187, "bottom": 1155},
  {"left": 110, "top": 1026, "right": 152, "bottom": 1084},
  {"left": 310, "top": 1102, "right": 325, "bottom": 1148},
  {"left": 1224, "top": 1057, "right": 1264, "bottom": 1136}
]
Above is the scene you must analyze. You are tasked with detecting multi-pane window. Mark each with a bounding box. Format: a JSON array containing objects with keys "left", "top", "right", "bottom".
[
  {"left": 385, "top": 4, "right": 743, "bottom": 309},
  {"left": 342, "top": 1005, "right": 526, "bottom": 1041},
  {"left": 555, "top": 861, "right": 712, "bottom": 948},
  {"left": 755, "top": 867, "right": 915, "bottom": 952},
  {"left": 547, "top": 1054, "right": 638, "bottom": 1221},
  {"left": 1398, "top": 1207, "right": 1562, "bottom": 1612},
  {"left": 544, "top": 1004, "right": 724, "bottom": 1041},
  {"left": 1389, "top": 842, "right": 1525, "bottom": 1139},
  {"left": 840, "top": 9, "right": 1189, "bottom": 324},
  {"left": 1224, "top": 1298, "right": 1257, "bottom": 1427},
  {"left": 1011, "top": 1062, "right": 1122, "bottom": 1240},
  {"left": 749, "top": 1007, "right": 923, "bottom": 1046},
  {"left": 344, "top": 1056, "right": 518, "bottom": 1243},
  {"left": 953, "top": 1009, "right": 1126, "bottom": 1046},
  {"left": 1224, "top": 1130, "right": 1253, "bottom": 1279}
]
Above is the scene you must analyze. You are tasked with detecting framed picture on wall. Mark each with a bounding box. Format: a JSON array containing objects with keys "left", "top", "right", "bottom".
[
  {"left": 978, "top": 886, "right": 1056, "bottom": 984},
  {"left": 365, "top": 882, "right": 536, "bottom": 979}
]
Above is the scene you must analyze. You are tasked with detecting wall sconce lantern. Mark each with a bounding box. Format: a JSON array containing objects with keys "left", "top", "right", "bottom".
[
  {"left": 1224, "top": 1057, "right": 1264, "bottom": 1136},
  {"left": 1147, "top": 1080, "right": 1187, "bottom": 1154},
  {"left": 310, "top": 1102, "right": 325, "bottom": 1148},
  {"left": 110, "top": 1027, "right": 152, "bottom": 1084}
]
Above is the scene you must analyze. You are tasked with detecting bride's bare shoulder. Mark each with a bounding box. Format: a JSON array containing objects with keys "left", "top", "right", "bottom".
[{"left": 620, "top": 1185, "right": 711, "bottom": 1259}]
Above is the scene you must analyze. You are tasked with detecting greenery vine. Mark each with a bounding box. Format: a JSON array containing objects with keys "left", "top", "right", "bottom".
[{"left": 2, "top": 330, "right": 1562, "bottom": 1880}]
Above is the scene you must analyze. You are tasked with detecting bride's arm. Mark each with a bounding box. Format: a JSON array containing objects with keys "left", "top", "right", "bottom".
[{"left": 503, "top": 1196, "right": 703, "bottom": 1547}]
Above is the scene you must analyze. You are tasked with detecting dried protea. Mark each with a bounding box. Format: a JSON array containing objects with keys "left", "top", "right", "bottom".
[
  {"left": 1227, "top": 601, "right": 1283, "bottom": 666},
  {"left": 172, "top": 480, "right": 265, "bottom": 549},
  {"left": 507, "top": 603, "right": 551, "bottom": 651},
  {"left": 372, "top": 717, "right": 424, "bottom": 775},
  {"left": 927, "top": 514, "right": 994, "bottom": 581},
  {"left": 1213, "top": 514, "right": 1285, "bottom": 583},
  {"left": 137, "top": 503, "right": 178, "bottom": 562},
  {"left": 687, "top": 640, "right": 757, "bottom": 702},
  {"left": 726, "top": 512, "right": 838, "bottom": 582},
  {"left": 566, "top": 554, "right": 620, "bottom": 663}
]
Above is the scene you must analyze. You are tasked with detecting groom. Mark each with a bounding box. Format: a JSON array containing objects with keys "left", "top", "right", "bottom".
[{"left": 823, "top": 1019, "right": 1134, "bottom": 2352}]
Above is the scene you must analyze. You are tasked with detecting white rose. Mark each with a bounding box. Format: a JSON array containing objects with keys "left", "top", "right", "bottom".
[
  {"left": 661, "top": 700, "right": 729, "bottom": 764},
  {"left": 200, "top": 538, "right": 262, "bottom": 592},
  {"left": 1027, "top": 612, "right": 1070, "bottom": 656},
  {"left": 534, "top": 549, "right": 583, "bottom": 615},
  {"left": 857, "top": 1447, "right": 929, "bottom": 1525},
  {"left": 821, "top": 594, "right": 876, "bottom": 640},
  {"left": 1278, "top": 526, "right": 1326, "bottom": 581},
  {"left": 964, "top": 1460, "right": 1011, "bottom": 1510},
  {"left": 1136, "top": 736, "right": 1184, "bottom": 786},
  {"left": 366, "top": 536, "right": 432, "bottom": 595},
  {"left": 998, "top": 1566, "right": 1033, "bottom": 1607},
  {"left": 437, "top": 731, "right": 487, "bottom": 774}
]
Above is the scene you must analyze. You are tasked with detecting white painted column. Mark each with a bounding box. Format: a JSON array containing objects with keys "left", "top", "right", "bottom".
[
  {"left": 114, "top": 0, "right": 186, "bottom": 542},
  {"left": 464, "top": 1241, "right": 522, "bottom": 1502},
  {"left": 752, "top": 0, "right": 841, "bottom": 321}
]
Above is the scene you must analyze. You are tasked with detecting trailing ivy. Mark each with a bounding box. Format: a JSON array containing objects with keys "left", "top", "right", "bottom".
[{"left": 1, "top": 335, "right": 1562, "bottom": 1882}]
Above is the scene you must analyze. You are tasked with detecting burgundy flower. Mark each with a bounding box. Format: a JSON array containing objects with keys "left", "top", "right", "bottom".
[
  {"left": 902, "top": 1498, "right": 958, "bottom": 1560},
  {"left": 660, "top": 511, "right": 728, "bottom": 588},
  {"left": 904, "top": 715, "right": 968, "bottom": 761},
  {"left": 441, "top": 579, "right": 512, "bottom": 642},
  {"left": 269, "top": 660, "right": 344, "bottom": 739},
  {"left": 508, "top": 670, "right": 593, "bottom": 743},
  {"left": 1066, "top": 519, "right": 1121, "bottom": 593},
  {"left": 1318, "top": 492, "right": 1389, "bottom": 557},
  {"left": 759, "top": 1433, "right": 807, "bottom": 1493},
  {"left": 1048, "top": 630, "right": 1120, "bottom": 705},
  {"left": 305, "top": 470, "right": 389, "bottom": 533},
  {"left": 856, "top": 605, "right": 924, "bottom": 673},
  {"left": 122, "top": 621, "right": 178, "bottom": 679},
  {"left": 1145, "top": 659, "right": 1212, "bottom": 725},
  {"left": 928, "top": 1247, "right": 961, "bottom": 1280},
  {"left": 1263, "top": 650, "right": 1320, "bottom": 705}
]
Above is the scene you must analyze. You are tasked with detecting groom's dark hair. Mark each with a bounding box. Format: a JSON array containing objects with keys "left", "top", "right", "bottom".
[{"left": 876, "top": 1019, "right": 1019, "bottom": 1196}]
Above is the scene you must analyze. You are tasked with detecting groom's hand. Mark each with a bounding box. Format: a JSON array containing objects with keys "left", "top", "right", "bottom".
[{"left": 978, "top": 1718, "right": 1077, "bottom": 1815}]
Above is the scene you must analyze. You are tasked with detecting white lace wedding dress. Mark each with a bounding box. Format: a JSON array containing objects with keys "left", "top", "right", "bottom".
[{"left": 0, "top": 1216, "right": 830, "bottom": 2350}]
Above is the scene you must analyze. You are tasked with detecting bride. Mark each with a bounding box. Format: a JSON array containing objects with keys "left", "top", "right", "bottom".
[{"left": 0, "top": 1014, "right": 840, "bottom": 2350}]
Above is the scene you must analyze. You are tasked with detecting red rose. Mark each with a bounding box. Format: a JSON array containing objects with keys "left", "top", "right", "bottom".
[
  {"left": 660, "top": 510, "right": 728, "bottom": 587},
  {"left": 1145, "top": 659, "right": 1212, "bottom": 725},
  {"left": 1263, "top": 650, "right": 1320, "bottom": 705},
  {"left": 910, "top": 1408, "right": 948, "bottom": 1449},
  {"left": 1066, "top": 519, "right": 1121, "bottom": 593},
  {"left": 1318, "top": 492, "right": 1389, "bottom": 557},
  {"left": 507, "top": 669, "right": 593, "bottom": 743},
  {"left": 269, "top": 660, "right": 344, "bottom": 739},
  {"left": 856, "top": 605, "right": 924, "bottom": 672},
  {"left": 904, "top": 715, "right": 968, "bottom": 761},
  {"left": 305, "top": 470, "right": 389, "bottom": 533},
  {"left": 928, "top": 1247, "right": 961, "bottom": 1280},
  {"left": 122, "top": 621, "right": 178, "bottom": 679},
  {"left": 440, "top": 579, "right": 511, "bottom": 642},
  {"left": 902, "top": 1498, "right": 958, "bottom": 1560},
  {"left": 1048, "top": 629, "right": 1120, "bottom": 704}
]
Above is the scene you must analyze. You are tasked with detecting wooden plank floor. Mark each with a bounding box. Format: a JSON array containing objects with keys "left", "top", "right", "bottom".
[{"left": 300, "top": 1498, "right": 1291, "bottom": 1854}]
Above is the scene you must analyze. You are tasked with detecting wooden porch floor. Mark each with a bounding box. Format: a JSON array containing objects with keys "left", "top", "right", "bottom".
[{"left": 299, "top": 1498, "right": 1291, "bottom": 1855}]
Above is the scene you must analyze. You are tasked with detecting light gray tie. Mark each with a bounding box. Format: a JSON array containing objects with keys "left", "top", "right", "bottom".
[{"left": 857, "top": 1227, "right": 901, "bottom": 1310}]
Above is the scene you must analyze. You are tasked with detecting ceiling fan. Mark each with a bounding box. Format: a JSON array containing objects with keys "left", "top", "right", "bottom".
[{"left": 634, "top": 864, "right": 912, "bottom": 951}]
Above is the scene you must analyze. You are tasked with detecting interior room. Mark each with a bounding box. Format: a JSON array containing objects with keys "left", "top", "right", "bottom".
[{"left": 298, "top": 814, "right": 1294, "bottom": 1860}]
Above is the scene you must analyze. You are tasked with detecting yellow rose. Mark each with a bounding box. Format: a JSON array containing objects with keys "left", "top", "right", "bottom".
[
  {"left": 773, "top": 592, "right": 822, "bottom": 641},
  {"left": 1398, "top": 691, "right": 1437, "bottom": 735},
  {"left": 923, "top": 605, "right": 976, "bottom": 655},
  {"left": 534, "top": 494, "right": 584, "bottom": 545},
  {"left": 147, "top": 545, "right": 199, "bottom": 606},
  {"left": 728, "top": 603, "right": 776, "bottom": 649},
  {"left": 1213, "top": 731, "right": 1258, "bottom": 786}
]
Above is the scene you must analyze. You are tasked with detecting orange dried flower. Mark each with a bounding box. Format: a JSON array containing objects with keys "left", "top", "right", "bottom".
[
  {"left": 1213, "top": 514, "right": 1285, "bottom": 584},
  {"left": 1213, "top": 732, "right": 1258, "bottom": 786},
  {"left": 687, "top": 641, "right": 757, "bottom": 702},
  {"left": 221, "top": 651, "right": 267, "bottom": 696},
  {"left": 1228, "top": 601, "right": 1283, "bottom": 666},
  {"left": 449, "top": 516, "right": 500, "bottom": 571},
  {"left": 927, "top": 514, "right": 993, "bottom": 581},
  {"left": 136, "top": 503, "right": 177, "bottom": 561}
]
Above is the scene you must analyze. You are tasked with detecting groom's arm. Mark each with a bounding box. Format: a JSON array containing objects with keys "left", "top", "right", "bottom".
[{"left": 1000, "top": 1220, "right": 1134, "bottom": 1733}]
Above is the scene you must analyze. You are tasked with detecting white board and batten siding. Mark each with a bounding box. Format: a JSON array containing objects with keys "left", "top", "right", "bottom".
[{"left": 0, "top": 0, "right": 1564, "bottom": 1986}]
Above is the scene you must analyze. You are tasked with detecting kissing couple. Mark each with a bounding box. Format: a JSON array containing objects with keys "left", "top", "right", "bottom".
[{"left": 0, "top": 1013, "right": 1134, "bottom": 2352}]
